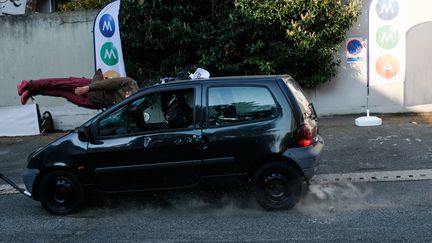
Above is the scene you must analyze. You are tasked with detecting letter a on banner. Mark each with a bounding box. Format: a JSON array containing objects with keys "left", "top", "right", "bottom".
[{"left": 93, "top": 0, "right": 126, "bottom": 78}]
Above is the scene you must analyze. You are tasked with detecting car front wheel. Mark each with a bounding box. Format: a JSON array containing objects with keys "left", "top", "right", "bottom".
[
  {"left": 38, "top": 170, "right": 83, "bottom": 215},
  {"left": 252, "top": 161, "right": 302, "bottom": 210}
]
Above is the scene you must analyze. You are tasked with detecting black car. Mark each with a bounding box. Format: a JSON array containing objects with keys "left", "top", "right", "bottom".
[{"left": 23, "top": 75, "right": 324, "bottom": 214}]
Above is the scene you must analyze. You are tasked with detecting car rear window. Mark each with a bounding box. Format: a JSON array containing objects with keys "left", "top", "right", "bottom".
[{"left": 282, "top": 77, "right": 311, "bottom": 116}]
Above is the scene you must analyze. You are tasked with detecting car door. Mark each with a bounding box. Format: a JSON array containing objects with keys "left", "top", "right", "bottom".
[
  {"left": 86, "top": 84, "right": 203, "bottom": 192},
  {"left": 201, "top": 83, "right": 287, "bottom": 176}
]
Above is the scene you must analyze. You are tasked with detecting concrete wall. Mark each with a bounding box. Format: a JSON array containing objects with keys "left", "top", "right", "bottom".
[{"left": 1, "top": 1, "right": 432, "bottom": 131}]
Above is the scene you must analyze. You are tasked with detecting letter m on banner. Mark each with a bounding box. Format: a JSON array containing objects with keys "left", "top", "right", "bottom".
[{"left": 93, "top": 0, "right": 126, "bottom": 78}]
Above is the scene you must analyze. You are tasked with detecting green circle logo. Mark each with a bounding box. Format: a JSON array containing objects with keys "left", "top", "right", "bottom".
[
  {"left": 376, "top": 25, "right": 399, "bottom": 49},
  {"left": 100, "top": 42, "right": 119, "bottom": 66}
]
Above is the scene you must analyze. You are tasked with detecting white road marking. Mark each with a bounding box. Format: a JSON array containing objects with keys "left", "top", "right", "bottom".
[
  {"left": 312, "top": 169, "right": 432, "bottom": 184},
  {"left": 1, "top": 169, "right": 432, "bottom": 195},
  {"left": 0, "top": 183, "right": 26, "bottom": 195}
]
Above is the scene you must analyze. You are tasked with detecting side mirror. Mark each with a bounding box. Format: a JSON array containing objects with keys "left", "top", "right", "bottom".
[{"left": 77, "top": 126, "right": 90, "bottom": 141}]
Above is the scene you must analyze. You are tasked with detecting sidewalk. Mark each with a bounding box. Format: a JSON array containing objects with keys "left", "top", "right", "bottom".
[{"left": 1, "top": 113, "right": 432, "bottom": 185}]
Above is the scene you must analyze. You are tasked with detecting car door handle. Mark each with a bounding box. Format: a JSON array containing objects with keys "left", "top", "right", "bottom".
[{"left": 193, "top": 135, "right": 208, "bottom": 150}]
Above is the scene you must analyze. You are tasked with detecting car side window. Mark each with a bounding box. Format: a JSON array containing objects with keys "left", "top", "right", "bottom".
[
  {"left": 207, "top": 86, "right": 278, "bottom": 127},
  {"left": 99, "top": 88, "right": 195, "bottom": 137}
]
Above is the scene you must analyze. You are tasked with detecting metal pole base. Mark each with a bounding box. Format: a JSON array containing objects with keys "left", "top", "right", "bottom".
[{"left": 355, "top": 109, "right": 382, "bottom": 127}]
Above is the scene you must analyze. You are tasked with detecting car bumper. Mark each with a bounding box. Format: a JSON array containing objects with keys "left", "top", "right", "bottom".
[
  {"left": 282, "top": 135, "right": 324, "bottom": 181},
  {"left": 22, "top": 168, "right": 39, "bottom": 197}
]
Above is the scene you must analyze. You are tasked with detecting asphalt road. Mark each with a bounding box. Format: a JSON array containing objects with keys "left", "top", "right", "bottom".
[
  {"left": 0, "top": 181, "right": 431, "bottom": 242},
  {"left": 318, "top": 113, "right": 432, "bottom": 174},
  {"left": 1, "top": 113, "right": 432, "bottom": 242}
]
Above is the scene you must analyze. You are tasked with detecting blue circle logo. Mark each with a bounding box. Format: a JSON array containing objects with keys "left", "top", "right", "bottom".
[
  {"left": 376, "top": 0, "right": 399, "bottom": 21},
  {"left": 99, "top": 14, "right": 115, "bottom": 38}
]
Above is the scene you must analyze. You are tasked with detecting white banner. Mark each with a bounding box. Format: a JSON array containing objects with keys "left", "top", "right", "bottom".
[
  {"left": 0, "top": 104, "right": 40, "bottom": 136},
  {"left": 369, "top": 0, "right": 406, "bottom": 85},
  {"left": 93, "top": 0, "right": 126, "bottom": 78}
]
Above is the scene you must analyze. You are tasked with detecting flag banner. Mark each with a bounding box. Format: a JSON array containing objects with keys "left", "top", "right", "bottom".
[
  {"left": 369, "top": 0, "right": 406, "bottom": 85},
  {"left": 93, "top": 0, "right": 126, "bottom": 78}
]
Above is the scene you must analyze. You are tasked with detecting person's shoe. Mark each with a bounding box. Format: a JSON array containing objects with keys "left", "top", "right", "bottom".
[
  {"left": 21, "top": 90, "right": 30, "bottom": 105},
  {"left": 17, "top": 80, "right": 28, "bottom": 96}
]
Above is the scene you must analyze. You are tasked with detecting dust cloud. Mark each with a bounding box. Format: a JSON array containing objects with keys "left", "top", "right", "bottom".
[
  {"left": 296, "top": 183, "right": 372, "bottom": 215},
  {"left": 82, "top": 183, "right": 373, "bottom": 216}
]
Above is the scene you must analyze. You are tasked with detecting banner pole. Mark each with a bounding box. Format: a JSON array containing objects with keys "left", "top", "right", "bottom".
[{"left": 355, "top": 0, "right": 382, "bottom": 126}]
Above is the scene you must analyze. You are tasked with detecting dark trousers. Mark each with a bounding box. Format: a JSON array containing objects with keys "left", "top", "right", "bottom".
[{"left": 28, "top": 77, "right": 99, "bottom": 109}]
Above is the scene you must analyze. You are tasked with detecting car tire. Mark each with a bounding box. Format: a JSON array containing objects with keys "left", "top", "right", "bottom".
[
  {"left": 39, "top": 170, "right": 84, "bottom": 215},
  {"left": 252, "top": 161, "right": 302, "bottom": 210}
]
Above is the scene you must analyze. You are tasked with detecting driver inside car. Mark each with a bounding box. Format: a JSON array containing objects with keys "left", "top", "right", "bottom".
[{"left": 161, "top": 93, "right": 193, "bottom": 129}]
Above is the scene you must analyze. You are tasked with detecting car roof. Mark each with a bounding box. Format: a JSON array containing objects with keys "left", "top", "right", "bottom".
[
  {"left": 156, "top": 74, "right": 291, "bottom": 86},
  {"left": 133, "top": 75, "right": 294, "bottom": 96}
]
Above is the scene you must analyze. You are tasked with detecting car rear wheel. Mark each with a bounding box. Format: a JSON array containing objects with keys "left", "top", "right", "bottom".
[
  {"left": 39, "top": 170, "right": 83, "bottom": 215},
  {"left": 252, "top": 161, "right": 302, "bottom": 210}
]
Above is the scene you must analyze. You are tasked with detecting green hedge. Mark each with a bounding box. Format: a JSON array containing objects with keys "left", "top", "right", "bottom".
[
  {"left": 57, "top": 0, "right": 110, "bottom": 11},
  {"left": 236, "top": 0, "right": 362, "bottom": 88},
  {"left": 60, "top": 0, "right": 362, "bottom": 88}
]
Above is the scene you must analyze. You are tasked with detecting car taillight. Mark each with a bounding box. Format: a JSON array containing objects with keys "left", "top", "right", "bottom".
[{"left": 296, "top": 125, "right": 313, "bottom": 147}]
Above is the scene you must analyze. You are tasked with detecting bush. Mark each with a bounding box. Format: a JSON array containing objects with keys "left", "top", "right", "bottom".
[
  {"left": 119, "top": 0, "right": 227, "bottom": 86},
  {"left": 120, "top": 0, "right": 361, "bottom": 87},
  {"left": 235, "top": 0, "right": 362, "bottom": 87},
  {"left": 60, "top": 0, "right": 362, "bottom": 88},
  {"left": 57, "top": 0, "right": 109, "bottom": 11}
]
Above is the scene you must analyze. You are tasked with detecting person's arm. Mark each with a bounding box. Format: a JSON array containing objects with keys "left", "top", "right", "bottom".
[{"left": 74, "top": 78, "right": 129, "bottom": 95}]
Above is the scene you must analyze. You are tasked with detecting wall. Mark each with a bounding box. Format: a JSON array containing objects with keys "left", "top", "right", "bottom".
[{"left": 1, "top": 1, "right": 432, "bottom": 131}]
